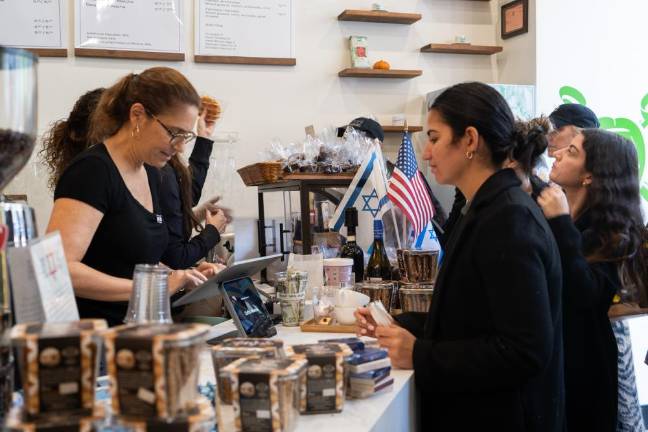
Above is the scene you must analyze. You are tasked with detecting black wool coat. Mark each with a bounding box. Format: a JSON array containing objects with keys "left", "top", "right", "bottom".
[{"left": 396, "top": 169, "right": 565, "bottom": 431}]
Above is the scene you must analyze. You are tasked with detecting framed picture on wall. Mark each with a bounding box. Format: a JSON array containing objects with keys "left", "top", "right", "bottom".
[{"left": 501, "top": 0, "right": 529, "bottom": 39}]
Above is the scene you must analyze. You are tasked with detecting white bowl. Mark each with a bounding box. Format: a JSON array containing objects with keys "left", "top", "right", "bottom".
[
  {"left": 335, "top": 289, "right": 370, "bottom": 308},
  {"left": 335, "top": 306, "right": 358, "bottom": 325}
]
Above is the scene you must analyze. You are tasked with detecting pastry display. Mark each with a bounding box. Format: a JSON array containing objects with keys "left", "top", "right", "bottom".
[
  {"left": 212, "top": 338, "right": 285, "bottom": 404},
  {"left": 218, "top": 357, "right": 308, "bottom": 432},
  {"left": 103, "top": 323, "right": 209, "bottom": 421},
  {"left": 10, "top": 320, "right": 107, "bottom": 420},
  {"left": 284, "top": 343, "right": 353, "bottom": 414}
]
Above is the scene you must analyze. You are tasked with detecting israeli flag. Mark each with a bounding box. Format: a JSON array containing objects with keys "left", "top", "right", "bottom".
[
  {"left": 414, "top": 221, "right": 443, "bottom": 261},
  {"left": 330, "top": 145, "right": 392, "bottom": 255}
]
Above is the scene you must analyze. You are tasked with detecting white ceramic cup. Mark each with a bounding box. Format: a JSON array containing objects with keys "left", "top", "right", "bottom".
[
  {"left": 335, "top": 306, "right": 358, "bottom": 325},
  {"left": 335, "top": 289, "right": 370, "bottom": 308}
]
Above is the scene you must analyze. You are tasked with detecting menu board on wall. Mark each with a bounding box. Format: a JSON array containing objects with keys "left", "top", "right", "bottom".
[
  {"left": 75, "top": 0, "right": 185, "bottom": 61},
  {"left": 195, "top": 0, "right": 295, "bottom": 65},
  {"left": 0, "top": 0, "right": 67, "bottom": 57}
]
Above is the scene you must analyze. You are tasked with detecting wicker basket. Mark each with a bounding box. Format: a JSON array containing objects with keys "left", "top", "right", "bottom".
[{"left": 237, "top": 162, "right": 283, "bottom": 186}]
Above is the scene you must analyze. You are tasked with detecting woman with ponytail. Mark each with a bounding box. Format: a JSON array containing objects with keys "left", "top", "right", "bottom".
[
  {"left": 355, "top": 82, "right": 565, "bottom": 431},
  {"left": 46, "top": 67, "right": 210, "bottom": 326},
  {"left": 538, "top": 128, "right": 648, "bottom": 431},
  {"left": 440, "top": 116, "right": 552, "bottom": 247},
  {"left": 40, "top": 88, "right": 105, "bottom": 191}
]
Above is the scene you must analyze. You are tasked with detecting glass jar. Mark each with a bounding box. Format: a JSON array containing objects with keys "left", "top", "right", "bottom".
[{"left": 0, "top": 46, "right": 38, "bottom": 191}]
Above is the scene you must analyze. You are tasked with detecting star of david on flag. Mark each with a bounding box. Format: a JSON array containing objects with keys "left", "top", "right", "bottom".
[{"left": 330, "top": 144, "right": 392, "bottom": 255}]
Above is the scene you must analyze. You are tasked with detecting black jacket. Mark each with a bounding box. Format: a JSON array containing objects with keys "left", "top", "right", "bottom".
[
  {"left": 396, "top": 169, "right": 565, "bottom": 431},
  {"left": 440, "top": 175, "right": 548, "bottom": 248},
  {"left": 548, "top": 213, "right": 618, "bottom": 432},
  {"left": 160, "top": 137, "right": 220, "bottom": 269}
]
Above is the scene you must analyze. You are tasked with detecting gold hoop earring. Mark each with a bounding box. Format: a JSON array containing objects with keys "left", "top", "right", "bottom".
[
  {"left": 465, "top": 151, "right": 474, "bottom": 160},
  {"left": 131, "top": 123, "right": 141, "bottom": 139}
]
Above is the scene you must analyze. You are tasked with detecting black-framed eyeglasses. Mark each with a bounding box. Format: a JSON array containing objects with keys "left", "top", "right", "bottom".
[{"left": 145, "top": 109, "right": 196, "bottom": 145}]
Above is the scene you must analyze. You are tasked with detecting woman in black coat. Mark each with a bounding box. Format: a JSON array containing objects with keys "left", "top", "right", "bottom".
[
  {"left": 537, "top": 129, "right": 648, "bottom": 431},
  {"left": 355, "top": 82, "right": 565, "bottom": 431}
]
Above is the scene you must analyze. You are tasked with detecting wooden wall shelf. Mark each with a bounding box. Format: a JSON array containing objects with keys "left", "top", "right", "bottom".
[
  {"left": 420, "top": 43, "right": 503, "bottom": 55},
  {"left": 26, "top": 48, "right": 67, "bottom": 58},
  {"left": 337, "top": 10, "right": 422, "bottom": 24},
  {"left": 75, "top": 48, "right": 185, "bottom": 61},
  {"left": 195, "top": 55, "right": 296, "bottom": 66},
  {"left": 383, "top": 125, "right": 423, "bottom": 133},
  {"left": 338, "top": 68, "right": 422, "bottom": 79}
]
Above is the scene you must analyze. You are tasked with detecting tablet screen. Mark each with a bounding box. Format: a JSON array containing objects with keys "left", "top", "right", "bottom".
[{"left": 222, "top": 277, "right": 273, "bottom": 336}]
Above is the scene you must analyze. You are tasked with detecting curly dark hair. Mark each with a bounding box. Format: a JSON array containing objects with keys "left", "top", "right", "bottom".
[
  {"left": 39, "top": 88, "right": 105, "bottom": 190},
  {"left": 581, "top": 128, "right": 648, "bottom": 306},
  {"left": 511, "top": 116, "right": 551, "bottom": 176}
]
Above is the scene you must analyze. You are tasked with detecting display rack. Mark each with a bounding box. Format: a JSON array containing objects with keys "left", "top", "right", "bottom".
[
  {"left": 338, "top": 68, "right": 422, "bottom": 78},
  {"left": 383, "top": 125, "right": 423, "bottom": 133},
  {"left": 420, "top": 43, "right": 503, "bottom": 55},
  {"left": 338, "top": 10, "right": 421, "bottom": 24}
]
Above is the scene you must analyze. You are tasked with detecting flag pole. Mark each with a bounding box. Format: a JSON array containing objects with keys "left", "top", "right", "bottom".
[
  {"left": 401, "top": 121, "right": 409, "bottom": 246},
  {"left": 377, "top": 142, "right": 402, "bottom": 250}
]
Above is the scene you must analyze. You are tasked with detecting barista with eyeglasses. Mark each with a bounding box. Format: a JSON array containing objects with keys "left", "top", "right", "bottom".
[{"left": 47, "top": 67, "right": 210, "bottom": 326}]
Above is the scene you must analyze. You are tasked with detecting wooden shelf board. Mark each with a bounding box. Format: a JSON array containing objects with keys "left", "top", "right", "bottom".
[
  {"left": 383, "top": 125, "right": 423, "bottom": 133},
  {"left": 338, "top": 68, "right": 422, "bottom": 78},
  {"left": 195, "top": 55, "right": 296, "bottom": 66},
  {"left": 74, "top": 48, "right": 184, "bottom": 61},
  {"left": 337, "top": 9, "right": 421, "bottom": 24},
  {"left": 421, "top": 43, "right": 503, "bottom": 55},
  {"left": 26, "top": 48, "right": 67, "bottom": 58}
]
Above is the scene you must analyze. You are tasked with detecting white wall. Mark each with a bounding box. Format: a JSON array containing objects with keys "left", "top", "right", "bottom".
[
  {"left": 4, "top": 0, "right": 509, "bottom": 253},
  {"left": 496, "top": 0, "right": 535, "bottom": 85}
]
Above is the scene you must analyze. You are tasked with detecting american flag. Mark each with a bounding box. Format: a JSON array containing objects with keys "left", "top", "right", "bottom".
[{"left": 387, "top": 132, "right": 434, "bottom": 235}]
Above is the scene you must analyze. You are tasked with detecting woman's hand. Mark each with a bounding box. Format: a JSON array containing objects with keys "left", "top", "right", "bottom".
[
  {"left": 205, "top": 208, "right": 228, "bottom": 233},
  {"left": 537, "top": 185, "right": 570, "bottom": 219},
  {"left": 195, "top": 261, "right": 226, "bottom": 278},
  {"left": 375, "top": 325, "right": 416, "bottom": 369},
  {"left": 354, "top": 307, "right": 378, "bottom": 337},
  {"left": 168, "top": 268, "right": 208, "bottom": 294},
  {"left": 194, "top": 195, "right": 233, "bottom": 223},
  {"left": 197, "top": 108, "right": 217, "bottom": 139}
]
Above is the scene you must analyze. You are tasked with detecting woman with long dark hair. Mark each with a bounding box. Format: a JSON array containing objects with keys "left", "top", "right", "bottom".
[
  {"left": 355, "top": 82, "right": 565, "bottom": 430},
  {"left": 538, "top": 128, "right": 648, "bottom": 431},
  {"left": 40, "top": 88, "right": 105, "bottom": 191},
  {"left": 159, "top": 105, "right": 230, "bottom": 270}
]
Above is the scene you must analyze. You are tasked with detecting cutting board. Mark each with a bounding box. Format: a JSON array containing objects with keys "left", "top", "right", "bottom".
[{"left": 300, "top": 318, "right": 356, "bottom": 333}]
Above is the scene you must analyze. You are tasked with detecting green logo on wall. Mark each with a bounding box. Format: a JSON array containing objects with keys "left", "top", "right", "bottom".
[{"left": 559, "top": 86, "right": 648, "bottom": 201}]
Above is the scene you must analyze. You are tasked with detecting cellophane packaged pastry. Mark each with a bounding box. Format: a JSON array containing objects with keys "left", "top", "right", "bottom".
[
  {"left": 103, "top": 323, "right": 209, "bottom": 421},
  {"left": 218, "top": 357, "right": 307, "bottom": 432},
  {"left": 261, "top": 127, "right": 376, "bottom": 176},
  {"left": 10, "top": 319, "right": 107, "bottom": 421},
  {"left": 212, "top": 338, "right": 285, "bottom": 405},
  {"left": 112, "top": 397, "right": 215, "bottom": 432},
  {"left": 284, "top": 343, "right": 353, "bottom": 414},
  {"left": 4, "top": 405, "right": 100, "bottom": 432}
]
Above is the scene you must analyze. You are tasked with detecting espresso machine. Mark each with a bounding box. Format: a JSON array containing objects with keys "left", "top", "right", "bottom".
[{"left": 0, "top": 46, "right": 38, "bottom": 423}]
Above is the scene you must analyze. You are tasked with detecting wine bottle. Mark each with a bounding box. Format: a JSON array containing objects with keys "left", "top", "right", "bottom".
[
  {"left": 340, "top": 207, "right": 364, "bottom": 282},
  {"left": 366, "top": 220, "right": 391, "bottom": 281}
]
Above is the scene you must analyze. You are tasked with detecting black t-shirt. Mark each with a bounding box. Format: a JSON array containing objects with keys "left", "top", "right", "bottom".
[{"left": 54, "top": 143, "right": 169, "bottom": 326}]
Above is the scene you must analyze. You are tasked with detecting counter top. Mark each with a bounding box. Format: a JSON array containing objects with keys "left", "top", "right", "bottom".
[{"left": 200, "top": 324, "right": 417, "bottom": 432}]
